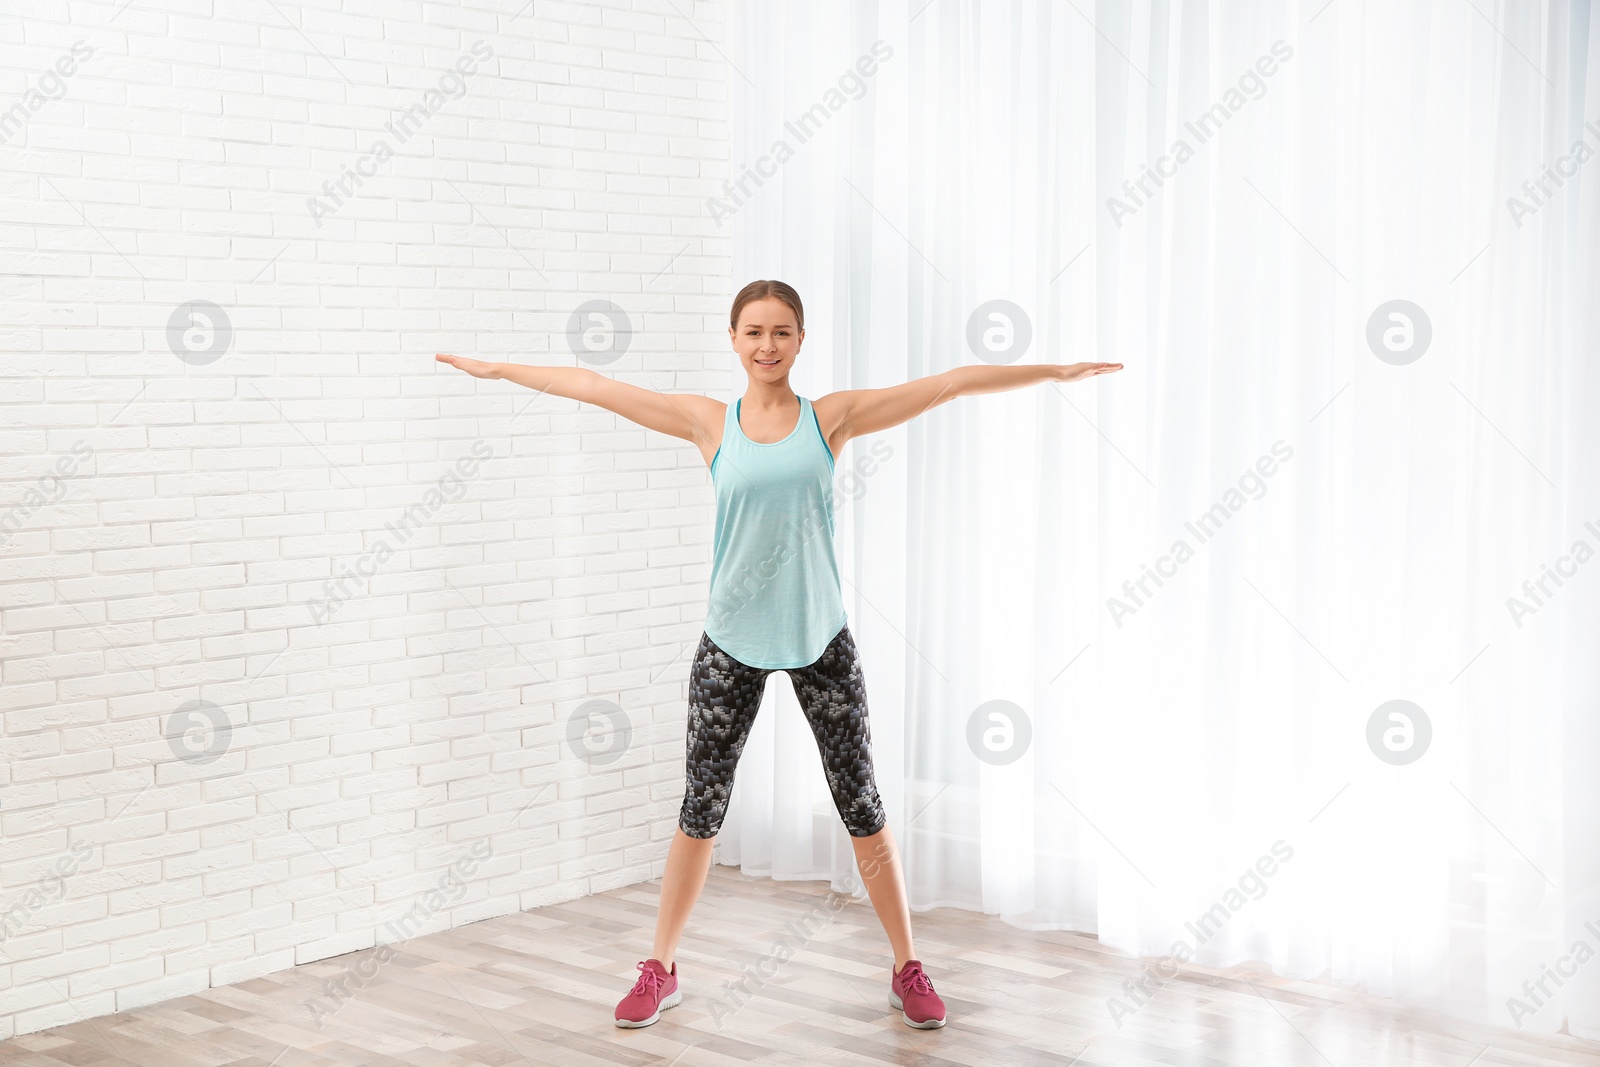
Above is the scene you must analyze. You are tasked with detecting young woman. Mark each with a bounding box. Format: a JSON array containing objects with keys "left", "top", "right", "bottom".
[{"left": 436, "top": 280, "right": 1121, "bottom": 1032}]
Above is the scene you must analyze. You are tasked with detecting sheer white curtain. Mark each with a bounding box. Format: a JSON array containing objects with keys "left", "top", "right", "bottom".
[{"left": 712, "top": 0, "right": 1600, "bottom": 1037}]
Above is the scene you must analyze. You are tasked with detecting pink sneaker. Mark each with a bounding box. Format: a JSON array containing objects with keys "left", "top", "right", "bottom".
[
  {"left": 614, "top": 958, "right": 681, "bottom": 1028},
  {"left": 889, "top": 959, "right": 947, "bottom": 1029}
]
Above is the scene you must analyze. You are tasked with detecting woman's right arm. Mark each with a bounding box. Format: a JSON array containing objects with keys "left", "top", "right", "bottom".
[{"left": 435, "top": 353, "right": 721, "bottom": 451}]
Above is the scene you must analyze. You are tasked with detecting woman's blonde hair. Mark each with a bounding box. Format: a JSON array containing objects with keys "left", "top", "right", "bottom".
[{"left": 729, "top": 279, "right": 804, "bottom": 333}]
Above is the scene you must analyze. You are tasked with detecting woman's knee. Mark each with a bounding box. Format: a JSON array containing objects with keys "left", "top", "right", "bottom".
[
  {"left": 678, "top": 800, "right": 726, "bottom": 840},
  {"left": 841, "top": 792, "right": 887, "bottom": 838}
]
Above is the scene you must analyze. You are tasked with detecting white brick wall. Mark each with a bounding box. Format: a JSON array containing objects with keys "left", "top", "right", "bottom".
[{"left": 0, "top": 0, "right": 730, "bottom": 1039}]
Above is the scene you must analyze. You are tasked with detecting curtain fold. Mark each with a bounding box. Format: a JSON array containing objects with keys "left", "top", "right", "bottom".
[{"left": 716, "top": 0, "right": 1600, "bottom": 1037}]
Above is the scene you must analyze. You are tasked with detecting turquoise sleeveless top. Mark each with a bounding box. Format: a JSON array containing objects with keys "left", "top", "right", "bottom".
[{"left": 704, "top": 394, "right": 847, "bottom": 669}]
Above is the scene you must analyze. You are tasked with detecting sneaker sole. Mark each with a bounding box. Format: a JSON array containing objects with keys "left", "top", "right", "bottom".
[
  {"left": 888, "top": 991, "right": 946, "bottom": 1029},
  {"left": 614, "top": 987, "right": 682, "bottom": 1028}
]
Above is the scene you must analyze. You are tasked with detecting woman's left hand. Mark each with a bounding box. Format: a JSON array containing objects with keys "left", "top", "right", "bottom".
[{"left": 1055, "top": 362, "right": 1124, "bottom": 383}]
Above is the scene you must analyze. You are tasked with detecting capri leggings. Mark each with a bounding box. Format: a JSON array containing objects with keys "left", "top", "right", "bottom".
[{"left": 679, "top": 622, "right": 888, "bottom": 839}]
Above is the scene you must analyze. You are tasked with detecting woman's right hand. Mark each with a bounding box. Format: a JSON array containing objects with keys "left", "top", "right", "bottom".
[{"left": 436, "top": 353, "right": 502, "bottom": 379}]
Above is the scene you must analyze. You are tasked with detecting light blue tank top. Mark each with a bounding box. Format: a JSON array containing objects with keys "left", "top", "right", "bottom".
[{"left": 704, "top": 394, "right": 847, "bottom": 669}]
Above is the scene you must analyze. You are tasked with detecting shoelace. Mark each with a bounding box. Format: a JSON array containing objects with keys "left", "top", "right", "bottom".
[
  {"left": 901, "top": 965, "right": 934, "bottom": 996},
  {"left": 631, "top": 961, "right": 666, "bottom": 998}
]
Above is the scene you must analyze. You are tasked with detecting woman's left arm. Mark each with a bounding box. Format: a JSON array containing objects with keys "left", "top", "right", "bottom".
[{"left": 823, "top": 361, "right": 1122, "bottom": 441}]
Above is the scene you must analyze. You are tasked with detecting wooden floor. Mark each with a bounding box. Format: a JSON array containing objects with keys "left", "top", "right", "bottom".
[{"left": 4, "top": 863, "right": 1600, "bottom": 1066}]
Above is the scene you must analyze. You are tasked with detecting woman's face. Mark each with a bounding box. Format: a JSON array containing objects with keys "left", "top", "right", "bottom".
[{"left": 728, "top": 297, "right": 803, "bottom": 380}]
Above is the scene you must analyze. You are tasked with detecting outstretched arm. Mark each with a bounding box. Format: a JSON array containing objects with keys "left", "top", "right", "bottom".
[
  {"left": 825, "top": 361, "right": 1122, "bottom": 440},
  {"left": 435, "top": 353, "right": 721, "bottom": 451}
]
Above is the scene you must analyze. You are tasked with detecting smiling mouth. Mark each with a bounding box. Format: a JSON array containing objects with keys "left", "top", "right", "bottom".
[{"left": 755, "top": 358, "right": 779, "bottom": 365}]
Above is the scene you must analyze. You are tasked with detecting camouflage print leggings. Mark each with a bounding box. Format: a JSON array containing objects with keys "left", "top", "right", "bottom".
[{"left": 678, "top": 623, "right": 888, "bottom": 839}]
